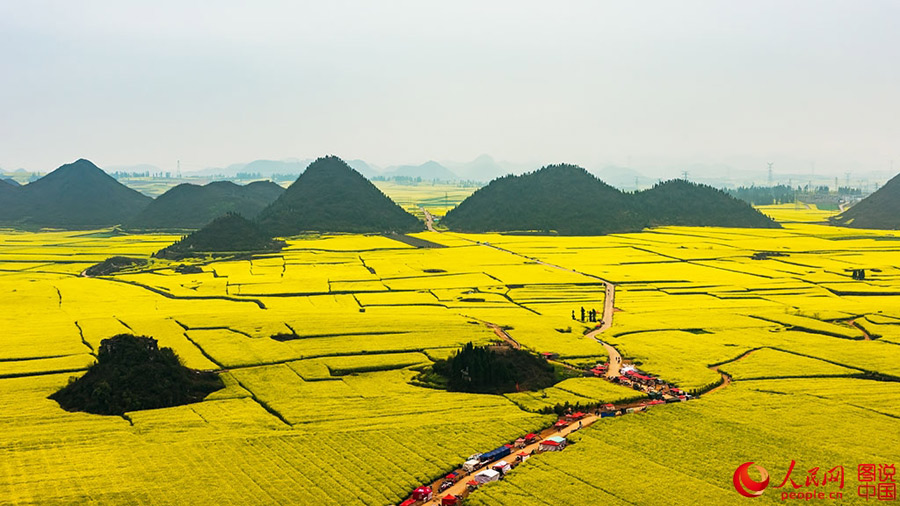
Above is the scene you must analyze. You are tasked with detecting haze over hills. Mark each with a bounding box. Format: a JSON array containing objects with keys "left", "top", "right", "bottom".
[
  {"left": 127, "top": 180, "right": 284, "bottom": 230},
  {"left": 382, "top": 160, "right": 457, "bottom": 181},
  {"left": 188, "top": 159, "right": 312, "bottom": 177},
  {"left": 345, "top": 159, "right": 378, "bottom": 179},
  {"left": 441, "top": 164, "right": 780, "bottom": 235},
  {"left": 257, "top": 156, "right": 422, "bottom": 235},
  {"left": 443, "top": 154, "right": 512, "bottom": 182},
  {"left": 106, "top": 163, "right": 161, "bottom": 174},
  {"left": 0, "top": 159, "right": 151, "bottom": 229},
  {"left": 441, "top": 164, "right": 646, "bottom": 235},
  {"left": 634, "top": 179, "right": 781, "bottom": 228},
  {"left": 830, "top": 172, "right": 900, "bottom": 229}
]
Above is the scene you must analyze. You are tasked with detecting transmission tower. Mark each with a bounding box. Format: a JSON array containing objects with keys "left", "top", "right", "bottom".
[
  {"left": 681, "top": 170, "right": 689, "bottom": 181},
  {"left": 767, "top": 162, "right": 774, "bottom": 186}
]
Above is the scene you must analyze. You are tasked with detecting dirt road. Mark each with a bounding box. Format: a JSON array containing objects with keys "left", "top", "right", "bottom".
[
  {"left": 706, "top": 348, "right": 761, "bottom": 395},
  {"left": 487, "top": 323, "right": 521, "bottom": 349},
  {"left": 422, "top": 207, "right": 436, "bottom": 232},
  {"left": 423, "top": 414, "right": 600, "bottom": 505},
  {"left": 584, "top": 329, "right": 623, "bottom": 378}
]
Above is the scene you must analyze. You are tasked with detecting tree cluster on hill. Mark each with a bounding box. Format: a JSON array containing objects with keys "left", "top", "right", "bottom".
[
  {"left": 726, "top": 185, "right": 797, "bottom": 206},
  {"left": 636, "top": 180, "right": 780, "bottom": 228},
  {"left": 155, "top": 213, "right": 285, "bottom": 260},
  {"left": 441, "top": 164, "right": 780, "bottom": 234},
  {"left": 50, "top": 334, "right": 223, "bottom": 415},
  {"left": 257, "top": 155, "right": 422, "bottom": 235},
  {"left": 84, "top": 256, "right": 148, "bottom": 276},
  {"left": 441, "top": 164, "right": 646, "bottom": 235},
  {"left": 830, "top": 172, "right": 900, "bottom": 229},
  {"left": 430, "top": 342, "right": 558, "bottom": 394},
  {"left": 127, "top": 180, "right": 284, "bottom": 230}
]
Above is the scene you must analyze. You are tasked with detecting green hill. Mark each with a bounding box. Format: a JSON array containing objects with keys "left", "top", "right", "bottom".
[
  {"left": 440, "top": 164, "right": 646, "bottom": 235},
  {"left": 442, "top": 166, "right": 780, "bottom": 234},
  {"left": 0, "top": 159, "right": 151, "bottom": 229},
  {"left": 635, "top": 179, "right": 781, "bottom": 228},
  {"left": 257, "top": 155, "right": 422, "bottom": 235},
  {"left": 128, "top": 180, "right": 284, "bottom": 229},
  {"left": 830, "top": 173, "right": 900, "bottom": 229},
  {"left": 155, "top": 213, "right": 285, "bottom": 259}
]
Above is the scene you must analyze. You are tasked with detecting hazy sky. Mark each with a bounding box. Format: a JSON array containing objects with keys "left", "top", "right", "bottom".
[{"left": 1, "top": 1, "right": 898, "bottom": 175}]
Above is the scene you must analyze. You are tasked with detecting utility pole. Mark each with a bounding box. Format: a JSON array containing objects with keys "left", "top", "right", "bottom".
[
  {"left": 767, "top": 162, "right": 774, "bottom": 186},
  {"left": 177, "top": 160, "right": 181, "bottom": 179}
]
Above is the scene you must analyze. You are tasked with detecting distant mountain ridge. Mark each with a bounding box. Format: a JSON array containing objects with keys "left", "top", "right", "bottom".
[
  {"left": 441, "top": 164, "right": 780, "bottom": 234},
  {"left": 189, "top": 159, "right": 312, "bottom": 177},
  {"left": 830, "top": 172, "right": 900, "bottom": 229},
  {"left": 127, "top": 180, "right": 284, "bottom": 230},
  {"left": 257, "top": 155, "right": 422, "bottom": 235},
  {"left": 443, "top": 155, "right": 510, "bottom": 182},
  {"left": 0, "top": 159, "right": 152, "bottom": 229},
  {"left": 382, "top": 160, "right": 457, "bottom": 181}
]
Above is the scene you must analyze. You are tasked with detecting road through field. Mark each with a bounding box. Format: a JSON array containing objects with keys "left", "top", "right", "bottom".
[
  {"left": 422, "top": 207, "right": 436, "bottom": 232},
  {"left": 423, "top": 413, "right": 600, "bottom": 505}
]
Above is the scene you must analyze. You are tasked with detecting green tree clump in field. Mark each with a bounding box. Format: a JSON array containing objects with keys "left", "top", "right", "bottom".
[
  {"left": 50, "top": 334, "right": 223, "bottom": 415},
  {"left": 726, "top": 184, "right": 797, "bottom": 206},
  {"left": 431, "top": 342, "right": 558, "bottom": 394}
]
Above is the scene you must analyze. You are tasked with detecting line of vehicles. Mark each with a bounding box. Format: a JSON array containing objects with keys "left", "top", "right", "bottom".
[{"left": 398, "top": 356, "right": 696, "bottom": 505}]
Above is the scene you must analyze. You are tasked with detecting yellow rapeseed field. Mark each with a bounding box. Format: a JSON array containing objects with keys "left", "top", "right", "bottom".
[{"left": 1, "top": 209, "right": 899, "bottom": 504}]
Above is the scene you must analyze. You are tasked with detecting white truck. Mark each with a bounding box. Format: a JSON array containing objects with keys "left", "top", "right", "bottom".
[{"left": 474, "top": 469, "right": 500, "bottom": 485}]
